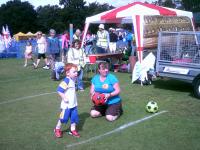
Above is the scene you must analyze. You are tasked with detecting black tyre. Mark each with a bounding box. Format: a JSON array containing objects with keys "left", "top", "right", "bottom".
[{"left": 194, "top": 79, "right": 200, "bottom": 99}]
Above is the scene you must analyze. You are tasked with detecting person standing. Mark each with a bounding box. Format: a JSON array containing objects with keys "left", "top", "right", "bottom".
[
  {"left": 73, "top": 29, "right": 81, "bottom": 41},
  {"left": 47, "top": 29, "right": 61, "bottom": 69},
  {"left": 54, "top": 63, "right": 80, "bottom": 138},
  {"left": 34, "top": 31, "right": 49, "bottom": 69},
  {"left": 96, "top": 24, "right": 110, "bottom": 53},
  {"left": 67, "top": 39, "right": 86, "bottom": 91},
  {"left": 84, "top": 31, "right": 94, "bottom": 55},
  {"left": 61, "top": 30, "right": 70, "bottom": 62},
  {"left": 109, "top": 28, "right": 118, "bottom": 53}
]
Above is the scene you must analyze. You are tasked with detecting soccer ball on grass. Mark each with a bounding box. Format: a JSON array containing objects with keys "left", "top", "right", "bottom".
[{"left": 146, "top": 101, "right": 158, "bottom": 113}]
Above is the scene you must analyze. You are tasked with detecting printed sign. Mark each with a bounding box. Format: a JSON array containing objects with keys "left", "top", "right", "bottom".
[
  {"left": 143, "top": 16, "right": 193, "bottom": 48},
  {"left": 163, "top": 66, "right": 189, "bottom": 74}
]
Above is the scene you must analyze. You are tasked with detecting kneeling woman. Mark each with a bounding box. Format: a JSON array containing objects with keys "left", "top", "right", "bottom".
[{"left": 90, "top": 62, "right": 123, "bottom": 122}]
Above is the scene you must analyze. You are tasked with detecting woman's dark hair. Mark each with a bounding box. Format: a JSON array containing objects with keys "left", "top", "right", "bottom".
[
  {"left": 72, "top": 39, "right": 81, "bottom": 46},
  {"left": 98, "top": 62, "right": 109, "bottom": 70},
  {"left": 72, "top": 39, "right": 81, "bottom": 48}
]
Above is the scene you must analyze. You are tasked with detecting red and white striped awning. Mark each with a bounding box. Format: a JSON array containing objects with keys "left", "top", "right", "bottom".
[{"left": 82, "top": 2, "right": 194, "bottom": 62}]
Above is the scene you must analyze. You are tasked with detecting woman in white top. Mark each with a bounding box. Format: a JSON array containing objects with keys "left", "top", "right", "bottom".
[
  {"left": 67, "top": 39, "right": 86, "bottom": 91},
  {"left": 35, "top": 31, "right": 49, "bottom": 69}
]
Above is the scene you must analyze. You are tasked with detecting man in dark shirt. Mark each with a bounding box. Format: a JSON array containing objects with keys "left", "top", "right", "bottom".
[{"left": 109, "top": 28, "right": 118, "bottom": 53}]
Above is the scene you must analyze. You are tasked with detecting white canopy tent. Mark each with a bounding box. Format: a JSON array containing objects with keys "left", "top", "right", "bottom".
[{"left": 82, "top": 2, "right": 194, "bottom": 62}]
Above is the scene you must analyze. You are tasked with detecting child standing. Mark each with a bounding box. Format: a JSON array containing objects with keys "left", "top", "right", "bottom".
[
  {"left": 54, "top": 63, "right": 80, "bottom": 138},
  {"left": 24, "top": 41, "right": 35, "bottom": 67}
]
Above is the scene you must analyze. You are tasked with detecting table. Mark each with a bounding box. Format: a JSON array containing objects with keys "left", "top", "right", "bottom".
[
  {"left": 88, "top": 52, "right": 124, "bottom": 62},
  {"left": 84, "top": 60, "right": 107, "bottom": 78},
  {"left": 87, "top": 52, "right": 124, "bottom": 73}
]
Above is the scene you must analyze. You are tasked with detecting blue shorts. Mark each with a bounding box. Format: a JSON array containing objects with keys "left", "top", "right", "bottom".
[{"left": 59, "top": 107, "right": 79, "bottom": 124}]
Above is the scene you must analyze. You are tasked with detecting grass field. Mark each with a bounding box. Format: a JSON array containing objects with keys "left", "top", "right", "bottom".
[{"left": 0, "top": 58, "right": 200, "bottom": 150}]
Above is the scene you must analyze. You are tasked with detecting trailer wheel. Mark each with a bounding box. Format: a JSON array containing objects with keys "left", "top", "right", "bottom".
[{"left": 194, "top": 79, "right": 200, "bottom": 99}]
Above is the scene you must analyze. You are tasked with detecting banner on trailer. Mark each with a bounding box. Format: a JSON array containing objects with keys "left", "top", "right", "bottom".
[{"left": 143, "top": 16, "right": 193, "bottom": 48}]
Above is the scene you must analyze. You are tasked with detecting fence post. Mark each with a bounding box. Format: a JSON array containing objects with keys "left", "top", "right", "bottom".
[{"left": 69, "top": 24, "right": 73, "bottom": 46}]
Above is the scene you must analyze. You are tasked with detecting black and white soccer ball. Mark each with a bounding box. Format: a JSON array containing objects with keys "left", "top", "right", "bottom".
[{"left": 146, "top": 101, "right": 159, "bottom": 113}]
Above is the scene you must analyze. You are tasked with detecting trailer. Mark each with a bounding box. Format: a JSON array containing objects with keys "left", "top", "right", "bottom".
[{"left": 156, "top": 31, "right": 200, "bottom": 98}]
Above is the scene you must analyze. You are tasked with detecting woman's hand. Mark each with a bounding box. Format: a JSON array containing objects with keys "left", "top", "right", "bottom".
[
  {"left": 90, "top": 92, "right": 95, "bottom": 100},
  {"left": 104, "top": 93, "right": 111, "bottom": 100}
]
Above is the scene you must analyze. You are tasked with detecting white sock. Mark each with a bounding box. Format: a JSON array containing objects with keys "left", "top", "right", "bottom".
[
  {"left": 56, "top": 120, "right": 62, "bottom": 129},
  {"left": 70, "top": 123, "right": 76, "bottom": 131}
]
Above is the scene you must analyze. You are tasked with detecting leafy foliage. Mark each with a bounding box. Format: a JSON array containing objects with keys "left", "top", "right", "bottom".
[
  {"left": 36, "top": 5, "right": 64, "bottom": 33},
  {"left": 2, "top": 0, "right": 198, "bottom": 35},
  {"left": 0, "top": 0, "right": 37, "bottom": 34},
  {"left": 59, "top": 0, "right": 73, "bottom": 7},
  {"left": 182, "top": 0, "right": 200, "bottom": 12},
  {"left": 0, "top": 0, "right": 112, "bottom": 34},
  {"left": 60, "top": 0, "right": 87, "bottom": 30},
  {"left": 162, "top": 0, "right": 176, "bottom": 8}
]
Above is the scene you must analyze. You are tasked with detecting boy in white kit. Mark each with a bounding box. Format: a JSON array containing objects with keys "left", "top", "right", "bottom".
[{"left": 54, "top": 63, "right": 80, "bottom": 138}]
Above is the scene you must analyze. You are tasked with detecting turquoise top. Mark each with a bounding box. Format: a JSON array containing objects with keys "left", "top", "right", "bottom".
[{"left": 91, "top": 73, "right": 121, "bottom": 105}]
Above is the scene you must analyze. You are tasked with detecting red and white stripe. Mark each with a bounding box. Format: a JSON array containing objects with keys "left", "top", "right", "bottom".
[{"left": 82, "top": 2, "right": 194, "bottom": 63}]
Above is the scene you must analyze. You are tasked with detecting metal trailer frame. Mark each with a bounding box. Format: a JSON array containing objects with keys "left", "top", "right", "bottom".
[{"left": 156, "top": 31, "right": 200, "bottom": 98}]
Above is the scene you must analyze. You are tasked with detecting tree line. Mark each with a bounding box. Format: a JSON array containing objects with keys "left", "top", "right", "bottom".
[
  {"left": 0, "top": 0, "right": 114, "bottom": 35},
  {"left": 0, "top": 0, "right": 199, "bottom": 35}
]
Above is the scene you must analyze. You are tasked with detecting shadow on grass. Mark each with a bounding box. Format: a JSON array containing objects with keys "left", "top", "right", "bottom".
[
  {"left": 61, "top": 112, "right": 90, "bottom": 133},
  {"left": 153, "top": 78, "right": 200, "bottom": 99},
  {"left": 83, "top": 77, "right": 92, "bottom": 89},
  {"left": 78, "top": 112, "right": 90, "bottom": 131},
  {"left": 153, "top": 78, "right": 193, "bottom": 93}
]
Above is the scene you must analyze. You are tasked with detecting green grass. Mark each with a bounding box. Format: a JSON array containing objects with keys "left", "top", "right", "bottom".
[{"left": 0, "top": 58, "right": 200, "bottom": 150}]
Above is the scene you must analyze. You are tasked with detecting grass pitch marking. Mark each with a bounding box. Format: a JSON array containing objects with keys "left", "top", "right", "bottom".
[
  {"left": 66, "top": 110, "right": 168, "bottom": 149},
  {"left": 0, "top": 92, "right": 56, "bottom": 105}
]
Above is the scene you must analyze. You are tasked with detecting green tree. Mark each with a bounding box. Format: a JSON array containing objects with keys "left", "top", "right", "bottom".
[
  {"left": 163, "top": 0, "right": 175, "bottom": 8},
  {"left": 59, "top": 0, "right": 113, "bottom": 31},
  {"left": 60, "top": 0, "right": 87, "bottom": 30},
  {"left": 0, "top": 0, "right": 115, "bottom": 35},
  {"left": 59, "top": 0, "right": 71, "bottom": 7},
  {"left": 36, "top": 5, "right": 64, "bottom": 33},
  {"left": 59, "top": 0, "right": 85, "bottom": 8},
  {"left": 0, "top": 0, "right": 37, "bottom": 34},
  {"left": 182, "top": 0, "right": 200, "bottom": 12},
  {"left": 86, "top": 2, "right": 114, "bottom": 16},
  {"left": 85, "top": 2, "right": 114, "bottom": 33}
]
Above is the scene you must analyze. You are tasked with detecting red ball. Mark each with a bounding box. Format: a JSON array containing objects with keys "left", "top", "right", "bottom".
[{"left": 92, "top": 92, "right": 106, "bottom": 106}]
